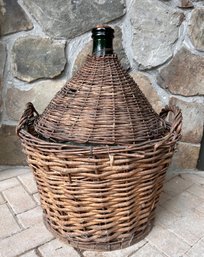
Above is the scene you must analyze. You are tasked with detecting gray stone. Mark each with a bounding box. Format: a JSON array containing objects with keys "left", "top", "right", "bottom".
[
  {"left": 188, "top": 8, "right": 204, "bottom": 51},
  {"left": 6, "top": 79, "right": 66, "bottom": 121},
  {"left": 177, "top": 0, "right": 194, "bottom": 8},
  {"left": 0, "top": 42, "right": 6, "bottom": 80},
  {"left": 0, "top": 0, "right": 33, "bottom": 36},
  {"left": 130, "top": 0, "right": 184, "bottom": 69},
  {"left": 0, "top": 42, "right": 6, "bottom": 118},
  {"left": 170, "top": 142, "right": 200, "bottom": 169},
  {"left": 170, "top": 97, "right": 204, "bottom": 144},
  {"left": 12, "top": 37, "right": 66, "bottom": 82},
  {"left": 73, "top": 26, "right": 130, "bottom": 74},
  {"left": 157, "top": 47, "right": 204, "bottom": 96},
  {"left": 22, "top": 0, "right": 126, "bottom": 39},
  {"left": 130, "top": 71, "right": 164, "bottom": 114},
  {"left": 0, "top": 125, "right": 26, "bottom": 165}
]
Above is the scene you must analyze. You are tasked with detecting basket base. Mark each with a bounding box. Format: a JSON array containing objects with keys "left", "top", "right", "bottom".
[{"left": 43, "top": 216, "right": 154, "bottom": 252}]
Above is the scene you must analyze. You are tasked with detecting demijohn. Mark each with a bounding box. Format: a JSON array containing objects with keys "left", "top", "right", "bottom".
[{"left": 17, "top": 25, "right": 182, "bottom": 251}]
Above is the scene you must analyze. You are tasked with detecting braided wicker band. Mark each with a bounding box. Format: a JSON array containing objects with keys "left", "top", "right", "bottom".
[{"left": 44, "top": 216, "right": 153, "bottom": 251}]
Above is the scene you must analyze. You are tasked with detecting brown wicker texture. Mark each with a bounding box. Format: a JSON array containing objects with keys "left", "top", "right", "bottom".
[
  {"left": 17, "top": 103, "right": 182, "bottom": 251},
  {"left": 34, "top": 55, "right": 168, "bottom": 145}
]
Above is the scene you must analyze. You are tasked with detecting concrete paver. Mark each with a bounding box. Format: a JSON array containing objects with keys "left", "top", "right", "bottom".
[
  {"left": 0, "top": 204, "right": 21, "bottom": 239},
  {"left": 18, "top": 172, "right": 38, "bottom": 194},
  {"left": 0, "top": 193, "right": 5, "bottom": 204},
  {"left": 38, "top": 239, "right": 80, "bottom": 257},
  {"left": 33, "top": 192, "right": 40, "bottom": 205},
  {"left": 0, "top": 166, "right": 204, "bottom": 257},
  {"left": 0, "top": 177, "right": 20, "bottom": 192},
  {"left": 187, "top": 184, "right": 204, "bottom": 199},
  {"left": 17, "top": 206, "right": 43, "bottom": 228},
  {"left": 0, "top": 222, "right": 53, "bottom": 257},
  {"left": 146, "top": 224, "right": 190, "bottom": 257},
  {"left": 156, "top": 205, "right": 204, "bottom": 245},
  {"left": 0, "top": 167, "right": 29, "bottom": 181},
  {"left": 3, "top": 185, "right": 36, "bottom": 214},
  {"left": 185, "top": 239, "right": 204, "bottom": 257},
  {"left": 163, "top": 175, "right": 193, "bottom": 196},
  {"left": 131, "top": 243, "right": 168, "bottom": 257},
  {"left": 20, "top": 250, "right": 39, "bottom": 257},
  {"left": 161, "top": 191, "right": 203, "bottom": 216}
]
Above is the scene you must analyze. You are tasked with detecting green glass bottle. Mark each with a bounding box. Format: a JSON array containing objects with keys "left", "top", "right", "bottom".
[{"left": 91, "top": 25, "right": 114, "bottom": 57}]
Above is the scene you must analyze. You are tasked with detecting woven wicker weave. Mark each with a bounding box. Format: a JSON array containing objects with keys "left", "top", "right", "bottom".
[
  {"left": 17, "top": 103, "right": 182, "bottom": 251},
  {"left": 17, "top": 25, "right": 182, "bottom": 251},
  {"left": 34, "top": 54, "right": 168, "bottom": 145}
]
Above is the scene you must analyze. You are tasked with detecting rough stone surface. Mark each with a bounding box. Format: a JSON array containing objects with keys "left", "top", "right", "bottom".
[
  {"left": 188, "top": 8, "right": 204, "bottom": 51},
  {"left": 3, "top": 185, "right": 36, "bottom": 214},
  {"left": 0, "top": 204, "right": 21, "bottom": 239},
  {"left": 170, "top": 97, "right": 204, "bottom": 144},
  {"left": 73, "top": 26, "right": 130, "bottom": 74},
  {"left": 157, "top": 47, "right": 204, "bottom": 96},
  {"left": 0, "top": 42, "right": 6, "bottom": 118},
  {"left": 130, "top": 71, "right": 164, "bottom": 114},
  {"left": 0, "top": 222, "right": 53, "bottom": 257},
  {"left": 0, "top": 0, "right": 33, "bottom": 36},
  {"left": 170, "top": 142, "right": 200, "bottom": 169},
  {"left": 0, "top": 42, "right": 6, "bottom": 81},
  {"left": 22, "top": 0, "right": 126, "bottom": 39},
  {"left": 12, "top": 37, "right": 66, "bottom": 82},
  {"left": 0, "top": 125, "right": 26, "bottom": 165},
  {"left": 130, "top": 0, "right": 183, "bottom": 69},
  {"left": 6, "top": 79, "right": 66, "bottom": 121},
  {"left": 177, "top": 0, "right": 194, "bottom": 8}
]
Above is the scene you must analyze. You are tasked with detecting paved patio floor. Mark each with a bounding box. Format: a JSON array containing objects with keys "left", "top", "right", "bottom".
[{"left": 0, "top": 166, "right": 204, "bottom": 257}]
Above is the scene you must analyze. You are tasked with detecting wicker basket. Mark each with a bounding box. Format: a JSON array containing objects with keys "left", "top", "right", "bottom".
[{"left": 17, "top": 27, "right": 182, "bottom": 251}]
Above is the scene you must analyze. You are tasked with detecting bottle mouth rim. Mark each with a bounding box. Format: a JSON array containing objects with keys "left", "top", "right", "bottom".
[{"left": 92, "top": 25, "right": 114, "bottom": 38}]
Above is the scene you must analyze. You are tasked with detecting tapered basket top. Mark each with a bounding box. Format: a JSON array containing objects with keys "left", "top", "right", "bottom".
[{"left": 34, "top": 26, "right": 168, "bottom": 145}]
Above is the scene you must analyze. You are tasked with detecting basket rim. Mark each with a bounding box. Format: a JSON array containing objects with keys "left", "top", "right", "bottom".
[{"left": 17, "top": 104, "right": 182, "bottom": 154}]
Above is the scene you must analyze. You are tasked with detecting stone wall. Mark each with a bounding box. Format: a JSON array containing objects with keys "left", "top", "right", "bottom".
[{"left": 0, "top": 0, "right": 203, "bottom": 169}]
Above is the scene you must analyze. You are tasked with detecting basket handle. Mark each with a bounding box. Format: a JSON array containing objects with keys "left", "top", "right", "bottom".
[
  {"left": 159, "top": 105, "right": 182, "bottom": 135},
  {"left": 154, "top": 105, "right": 182, "bottom": 150},
  {"left": 16, "top": 102, "right": 39, "bottom": 136}
]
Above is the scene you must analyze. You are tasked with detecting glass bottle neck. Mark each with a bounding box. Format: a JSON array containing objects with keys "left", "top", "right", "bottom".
[{"left": 92, "top": 37, "right": 114, "bottom": 57}]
